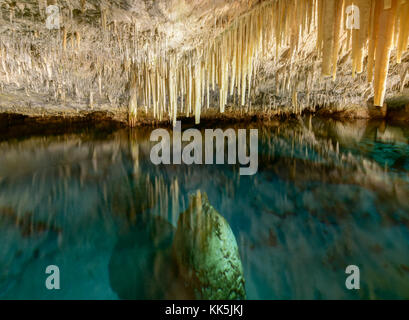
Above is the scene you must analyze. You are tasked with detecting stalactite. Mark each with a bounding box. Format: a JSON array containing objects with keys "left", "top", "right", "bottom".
[
  {"left": 81, "top": 0, "right": 86, "bottom": 14},
  {"left": 75, "top": 32, "right": 81, "bottom": 52},
  {"left": 367, "top": 0, "right": 379, "bottom": 83},
  {"left": 129, "top": 66, "right": 137, "bottom": 127},
  {"left": 374, "top": 0, "right": 397, "bottom": 107},
  {"left": 332, "top": 0, "right": 345, "bottom": 80},
  {"left": 89, "top": 91, "right": 93, "bottom": 109},
  {"left": 355, "top": 0, "right": 372, "bottom": 74},
  {"left": 125, "top": 0, "right": 409, "bottom": 126},
  {"left": 396, "top": 0, "right": 409, "bottom": 63},
  {"left": 321, "top": 0, "right": 336, "bottom": 76},
  {"left": 195, "top": 63, "right": 201, "bottom": 124},
  {"left": 101, "top": 7, "right": 107, "bottom": 31},
  {"left": 62, "top": 27, "right": 67, "bottom": 51}
]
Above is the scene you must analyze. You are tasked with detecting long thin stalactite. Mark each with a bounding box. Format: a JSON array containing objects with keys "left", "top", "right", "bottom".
[{"left": 127, "top": 0, "right": 409, "bottom": 126}]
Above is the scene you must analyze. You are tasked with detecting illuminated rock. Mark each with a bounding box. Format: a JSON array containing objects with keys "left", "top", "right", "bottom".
[
  {"left": 1, "top": 0, "right": 408, "bottom": 124},
  {"left": 172, "top": 191, "right": 246, "bottom": 300}
]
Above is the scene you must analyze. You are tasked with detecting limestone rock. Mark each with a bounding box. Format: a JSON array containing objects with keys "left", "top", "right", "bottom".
[{"left": 172, "top": 191, "right": 246, "bottom": 300}]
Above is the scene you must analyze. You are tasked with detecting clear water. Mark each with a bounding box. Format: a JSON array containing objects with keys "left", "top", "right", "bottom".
[{"left": 0, "top": 117, "right": 408, "bottom": 300}]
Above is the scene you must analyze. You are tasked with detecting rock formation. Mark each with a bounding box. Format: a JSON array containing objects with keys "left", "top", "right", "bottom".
[
  {"left": 172, "top": 190, "right": 246, "bottom": 300},
  {"left": 109, "top": 190, "right": 246, "bottom": 300},
  {"left": 0, "top": 1, "right": 408, "bottom": 125}
]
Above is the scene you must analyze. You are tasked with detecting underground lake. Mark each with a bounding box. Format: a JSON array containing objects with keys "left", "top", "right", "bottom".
[{"left": 0, "top": 117, "right": 408, "bottom": 300}]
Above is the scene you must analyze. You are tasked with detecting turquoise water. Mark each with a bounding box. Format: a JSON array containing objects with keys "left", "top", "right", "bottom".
[{"left": 0, "top": 117, "right": 408, "bottom": 299}]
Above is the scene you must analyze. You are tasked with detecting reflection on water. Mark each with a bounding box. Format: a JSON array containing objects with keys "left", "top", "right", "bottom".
[
  {"left": 0, "top": 117, "right": 409, "bottom": 299},
  {"left": 109, "top": 214, "right": 181, "bottom": 299}
]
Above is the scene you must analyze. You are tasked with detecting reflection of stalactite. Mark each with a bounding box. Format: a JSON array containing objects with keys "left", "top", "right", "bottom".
[
  {"left": 171, "top": 179, "right": 180, "bottom": 226},
  {"left": 126, "top": 129, "right": 181, "bottom": 221}
]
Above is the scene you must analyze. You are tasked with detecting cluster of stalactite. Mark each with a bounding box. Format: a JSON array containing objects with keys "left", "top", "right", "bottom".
[
  {"left": 128, "top": 0, "right": 409, "bottom": 126},
  {"left": 316, "top": 0, "right": 409, "bottom": 106},
  {"left": 129, "top": 1, "right": 277, "bottom": 126},
  {"left": 0, "top": 1, "right": 152, "bottom": 109},
  {"left": 0, "top": 0, "right": 408, "bottom": 125}
]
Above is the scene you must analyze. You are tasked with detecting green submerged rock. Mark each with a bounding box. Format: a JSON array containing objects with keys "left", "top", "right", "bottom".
[{"left": 172, "top": 191, "right": 246, "bottom": 300}]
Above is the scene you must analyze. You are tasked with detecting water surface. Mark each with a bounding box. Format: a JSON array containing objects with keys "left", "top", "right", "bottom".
[{"left": 0, "top": 117, "right": 408, "bottom": 299}]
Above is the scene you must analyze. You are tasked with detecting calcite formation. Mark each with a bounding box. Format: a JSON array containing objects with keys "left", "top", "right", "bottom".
[
  {"left": 172, "top": 190, "right": 246, "bottom": 300},
  {"left": 0, "top": 1, "right": 408, "bottom": 125},
  {"left": 128, "top": 0, "right": 409, "bottom": 125}
]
